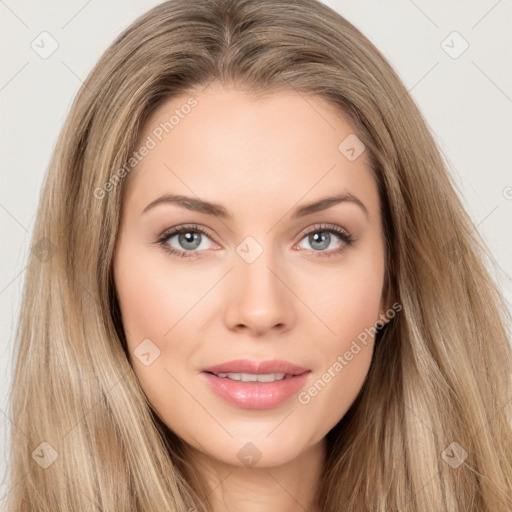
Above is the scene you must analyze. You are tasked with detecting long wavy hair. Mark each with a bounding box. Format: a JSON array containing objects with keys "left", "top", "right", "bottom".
[{"left": 6, "top": 0, "right": 512, "bottom": 510}]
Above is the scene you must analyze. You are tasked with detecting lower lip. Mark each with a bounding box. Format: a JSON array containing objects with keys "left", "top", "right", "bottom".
[{"left": 201, "top": 371, "right": 311, "bottom": 410}]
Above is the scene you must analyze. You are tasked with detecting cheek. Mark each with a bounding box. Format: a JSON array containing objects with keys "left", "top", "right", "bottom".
[
  {"left": 294, "top": 251, "right": 384, "bottom": 424},
  {"left": 113, "top": 242, "right": 201, "bottom": 425},
  {"left": 114, "top": 239, "right": 203, "bottom": 345},
  {"left": 310, "top": 245, "right": 385, "bottom": 341},
  {"left": 113, "top": 239, "right": 215, "bottom": 394}
]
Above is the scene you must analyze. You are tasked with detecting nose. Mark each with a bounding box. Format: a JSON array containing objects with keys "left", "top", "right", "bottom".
[{"left": 223, "top": 249, "right": 296, "bottom": 336}]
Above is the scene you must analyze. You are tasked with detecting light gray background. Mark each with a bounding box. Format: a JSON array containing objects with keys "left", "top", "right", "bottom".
[{"left": 1, "top": 0, "right": 511, "bottom": 503}]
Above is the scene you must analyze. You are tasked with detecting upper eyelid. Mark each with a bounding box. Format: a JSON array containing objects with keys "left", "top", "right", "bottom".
[{"left": 301, "top": 223, "right": 350, "bottom": 236}]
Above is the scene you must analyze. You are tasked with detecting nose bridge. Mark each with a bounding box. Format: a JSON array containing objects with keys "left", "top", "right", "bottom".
[{"left": 223, "top": 236, "right": 295, "bottom": 334}]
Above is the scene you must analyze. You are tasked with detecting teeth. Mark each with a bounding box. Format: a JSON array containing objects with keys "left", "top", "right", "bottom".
[{"left": 216, "top": 372, "right": 287, "bottom": 382}]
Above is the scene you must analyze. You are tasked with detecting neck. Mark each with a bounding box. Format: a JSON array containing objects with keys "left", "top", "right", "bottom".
[{"left": 184, "top": 437, "right": 326, "bottom": 512}]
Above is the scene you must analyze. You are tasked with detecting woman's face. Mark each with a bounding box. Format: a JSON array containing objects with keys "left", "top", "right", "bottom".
[{"left": 113, "top": 82, "right": 388, "bottom": 468}]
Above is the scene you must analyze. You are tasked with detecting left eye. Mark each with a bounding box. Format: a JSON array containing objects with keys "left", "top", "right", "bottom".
[
  {"left": 294, "top": 223, "right": 354, "bottom": 257},
  {"left": 297, "top": 229, "right": 346, "bottom": 252}
]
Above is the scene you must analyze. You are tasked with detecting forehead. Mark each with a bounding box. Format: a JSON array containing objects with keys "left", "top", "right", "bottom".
[{"left": 122, "top": 83, "right": 378, "bottom": 221}]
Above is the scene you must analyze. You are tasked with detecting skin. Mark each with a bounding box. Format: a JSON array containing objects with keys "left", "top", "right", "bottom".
[{"left": 113, "top": 81, "right": 389, "bottom": 512}]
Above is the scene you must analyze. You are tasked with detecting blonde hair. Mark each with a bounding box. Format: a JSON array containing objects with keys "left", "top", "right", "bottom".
[{"left": 6, "top": 0, "right": 512, "bottom": 510}]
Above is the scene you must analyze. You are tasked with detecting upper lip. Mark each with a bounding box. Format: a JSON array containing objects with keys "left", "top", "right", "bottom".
[{"left": 202, "top": 359, "right": 310, "bottom": 376}]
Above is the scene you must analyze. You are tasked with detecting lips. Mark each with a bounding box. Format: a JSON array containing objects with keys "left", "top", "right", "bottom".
[
  {"left": 200, "top": 359, "right": 312, "bottom": 409},
  {"left": 202, "top": 359, "right": 310, "bottom": 376}
]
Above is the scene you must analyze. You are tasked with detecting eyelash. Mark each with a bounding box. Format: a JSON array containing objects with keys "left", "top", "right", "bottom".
[{"left": 156, "top": 223, "right": 354, "bottom": 260}]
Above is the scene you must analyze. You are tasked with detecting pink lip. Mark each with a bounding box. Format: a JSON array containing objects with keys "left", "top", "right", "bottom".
[{"left": 201, "top": 359, "right": 311, "bottom": 410}]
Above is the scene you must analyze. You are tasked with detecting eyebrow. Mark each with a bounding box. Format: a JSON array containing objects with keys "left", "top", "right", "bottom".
[{"left": 141, "top": 192, "right": 369, "bottom": 220}]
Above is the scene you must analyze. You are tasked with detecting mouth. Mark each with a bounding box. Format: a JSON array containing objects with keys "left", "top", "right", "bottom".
[
  {"left": 200, "top": 359, "right": 312, "bottom": 409},
  {"left": 202, "top": 358, "right": 310, "bottom": 376},
  {"left": 205, "top": 371, "right": 296, "bottom": 383}
]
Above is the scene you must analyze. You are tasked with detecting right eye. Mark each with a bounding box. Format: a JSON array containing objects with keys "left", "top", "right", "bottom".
[{"left": 157, "top": 224, "right": 218, "bottom": 259}]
